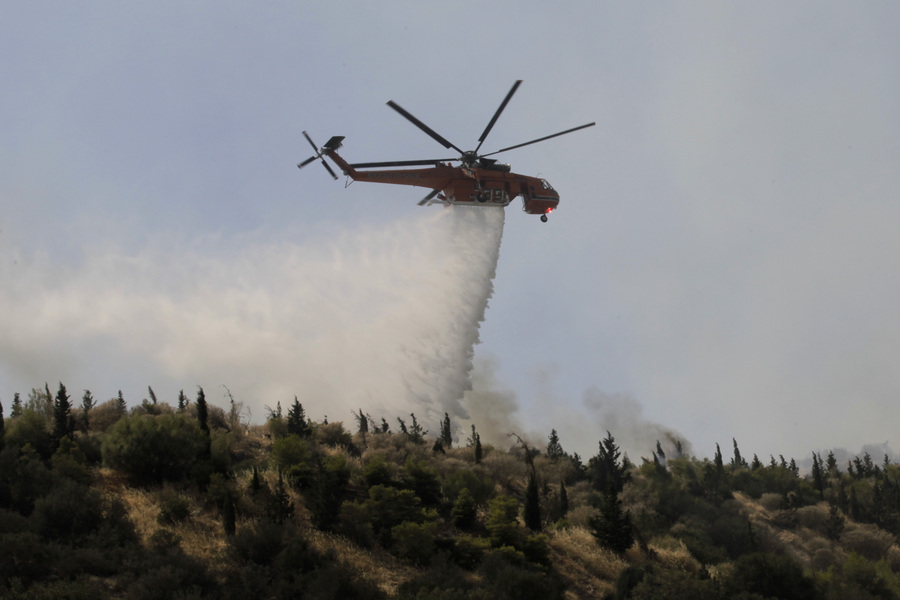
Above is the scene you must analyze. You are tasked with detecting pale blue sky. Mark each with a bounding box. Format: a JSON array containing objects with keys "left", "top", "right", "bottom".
[{"left": 2, "top": 2, "right": 900, "bottom": 461}]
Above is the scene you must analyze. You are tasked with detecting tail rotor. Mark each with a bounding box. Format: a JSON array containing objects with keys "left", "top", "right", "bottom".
[{"left": 298, "top": 131, "right": 338, "bottom": 180}]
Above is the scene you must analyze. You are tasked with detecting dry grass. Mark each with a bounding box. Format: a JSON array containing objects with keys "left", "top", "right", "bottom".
[
  {"left": 306, "top": 528, "right": 418, "bottom": 596},
  {"left": 549, "top": 526, "right": 626, "bottom": 599}
]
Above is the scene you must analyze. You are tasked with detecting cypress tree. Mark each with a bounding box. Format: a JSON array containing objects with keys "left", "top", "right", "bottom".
[
  {"left": 811, "top": 452, "right": 825, "bottom": 499},
  {"left": 440, "top": 412, "right": 452, "bottom": 448},
  {"left": 469, "top": 425, "right": 483, "bottom": 464},
  {"left": 222, "top": 491, "right": 236, "bottom": 536},
  {"left": 731, "top": 438, "right": 747, "bottom": 469},
  {"left": 11, "top": 392, "right": 22, "bottom": 417},
  {"left": 559, "top": 481, "right": 569, "bottom": 518},
  {"left": 353, "top": 407, "right": 368, "bottom": 435},
  {"left": 196, "top": 387, "right": 209, "bottom": 434},
  {"left": 177, "top": 389, "right": 187, "bottom": 413},
  {"left": 115, "top": 390, "right": 127, "bottom": 416},
  {"left": 52, "top": 382, "right": 75, "bottom": 445},
  {"left": 524, "top": 471, "right": 542, "bottom": 531},
  {"left": 250, "top": 466, "right": 261, "bottom": 495},
  {"left": 407, "top": 413, "right": 427, "bottom": 444},
  {"left": 80, "top": 389, "right": 95, "bottom": 432},
  {"left": 0, "top": 399, "right": 4, "bottom": 450}
]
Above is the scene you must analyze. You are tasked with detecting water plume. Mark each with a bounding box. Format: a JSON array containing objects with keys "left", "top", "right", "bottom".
[{"left": 0, "top": 205, "right": 506, "bottom": 426}]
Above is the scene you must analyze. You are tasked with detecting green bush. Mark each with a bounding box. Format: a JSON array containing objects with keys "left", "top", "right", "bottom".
[
  {"left": 269, "top": 435, "right": 315, "bottom": 488},
  {"left": 32, "top": 480, "right": 104, "bottom": 542},
  {"left": 486, "top": 495, "right": 520, "bottom": 548},
  {"left": 157, "top": 489, "right": 192, "bottom": 525},
  {"left": 391, "top": 520, "right": 437, "bottom": 565},
  {"left": 102, "top": 414, "right": 208, "bottom": 485},
  {"left": 725, "top": 552, "right": 816, "bottom": 600}
]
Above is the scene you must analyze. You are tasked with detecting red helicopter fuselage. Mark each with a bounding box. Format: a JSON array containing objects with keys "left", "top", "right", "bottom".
[{"left": 322, "top": 137, "right": 559, "bottom": 216}]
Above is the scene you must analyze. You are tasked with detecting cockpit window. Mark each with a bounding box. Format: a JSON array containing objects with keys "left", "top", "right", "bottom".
[{"left": 540, "top": 179, "right": 554, "bottom": 190}]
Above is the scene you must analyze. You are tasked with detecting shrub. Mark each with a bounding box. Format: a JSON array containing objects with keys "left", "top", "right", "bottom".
[
  {"left": 269, "top": 435, "right": 314, "bottom": 488},
  {"left": 365, "top": 484, "right": 424, "bottom": 546},
  {"left": 725, "top": 552, "right": 816, "bottom": 600},
  {"left": 391, "top": 520, "right": 437, "bottom": 565},
  {"left": 157, "top": 489, "right": 192, "bottom": 525},
  {"left": 443, "top": 468, "right": 495, "bottom": 505},
  {"left": 451, "top": 534, "right": 490, "bottom": 570},
  {"left": 102, "top": 414, "right": 208, "bottom": 485},
  {"left": 231, "top": 520, "right": 286, "bottom": 565},
  {"left": 403, "top": 457, "right": 442, "bottom": 506},
  {"left": 32, "top": 480, "right": 104, "bottom": 542}
]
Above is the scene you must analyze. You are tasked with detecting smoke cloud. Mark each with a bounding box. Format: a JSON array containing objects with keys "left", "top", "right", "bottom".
[{"left": 1, "top": 205, "right": 505, "bottom": 428}]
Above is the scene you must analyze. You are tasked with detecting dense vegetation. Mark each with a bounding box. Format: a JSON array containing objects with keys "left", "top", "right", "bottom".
[{"left": 2, "top": 383, "right": 900, "bottom": 599}]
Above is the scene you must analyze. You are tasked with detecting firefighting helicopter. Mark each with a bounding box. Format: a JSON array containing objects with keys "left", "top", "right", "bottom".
[{"left": 297, "top": 80, "right": 594, "bottom": 222}]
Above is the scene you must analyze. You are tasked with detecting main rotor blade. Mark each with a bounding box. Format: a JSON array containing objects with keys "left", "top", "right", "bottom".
[
  {"left": 386, "top": 100, "right": 465, "bottom": 155},
  {"left": 475, "top": 80, "right": 521, "bottom": 154},
  {"left": 320, "top": 159, "right": 338, "bottom": 180},
  {"left": 350, "top": 158, "right": 455, "bottom": 169},
  {"left": 482, "top": 122, "right": 596, "bottom": 156},
  {"left": 297, "top": 156, "right": 318, "bottom": 169},
  {"left": 302, "top": 131, "right": 319, "bottom": 153}
]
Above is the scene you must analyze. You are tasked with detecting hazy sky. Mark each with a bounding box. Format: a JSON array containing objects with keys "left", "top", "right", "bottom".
[{"left": 3, "top": 3, "right": 900, "bottom": 462}]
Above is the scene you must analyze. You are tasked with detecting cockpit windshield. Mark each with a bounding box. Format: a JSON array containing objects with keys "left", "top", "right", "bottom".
[{"left": 540, "top": 179, "right": 554, "bottom": 190}]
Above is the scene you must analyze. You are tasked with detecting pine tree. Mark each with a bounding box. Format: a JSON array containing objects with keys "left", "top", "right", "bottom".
[
  {"left": 116, "top": 390, "right": 127, "bottom": 416},
  {"left": 148, "top": 386, "right": 158, "bottom": 405},
  {"left": 451, "top": 488, "right": 477, "bottom": 528},
  {"left": 177, "top": 389, "right": 187, "bottom": 412},
  {"left": 440, "top": 412, "right": 452, "bottom": 448},
  {"left": 0, "top": 399, "right": 5, "bottom": 450},
  {"left": 287, "top": 397, "right": 310, "bottom": 437},
  {"left": 11, "top": 392, "right": 22, "bottom": 417},
  {"left": 269, "top": 473, "right": 294, "bottom": 524},
  {"left": 589, "top": 431, "right": 630, "bottom": 494},
  {"left": 52, "top": 382, "right": 75, "bottom": 445},
  {"left": 826, "top": 450, "right": 838, "bottom": 475},
  {"left": 590, "top": 489, "right": 634, "bottom": 554},
  {"left": 546, "top": 429, "right": 565, "bottom": 462},
  {"left": 80, "top": 389, "right": 95, "bottom": 432},
  {"left": 524, "top": 471, "right": 542, "bottom": 531}
]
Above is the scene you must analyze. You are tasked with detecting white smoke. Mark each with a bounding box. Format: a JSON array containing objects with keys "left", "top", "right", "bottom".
[{"left": 0, "top": 205, "right": 505, "bottom": 426}]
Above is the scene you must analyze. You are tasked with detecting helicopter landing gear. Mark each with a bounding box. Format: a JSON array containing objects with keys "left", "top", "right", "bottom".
[{"left": 540, "top": 214, "right": 548, "bottom": 223}]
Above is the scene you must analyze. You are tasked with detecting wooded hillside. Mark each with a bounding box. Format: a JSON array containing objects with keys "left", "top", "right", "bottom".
[{"left": 1, "top": 383, "right": 899, "bottom": 599}]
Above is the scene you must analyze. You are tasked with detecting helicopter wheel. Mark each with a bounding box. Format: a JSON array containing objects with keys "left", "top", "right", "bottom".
[{"left": 540, "top": 214, "right": 548, "bottom": 223}]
